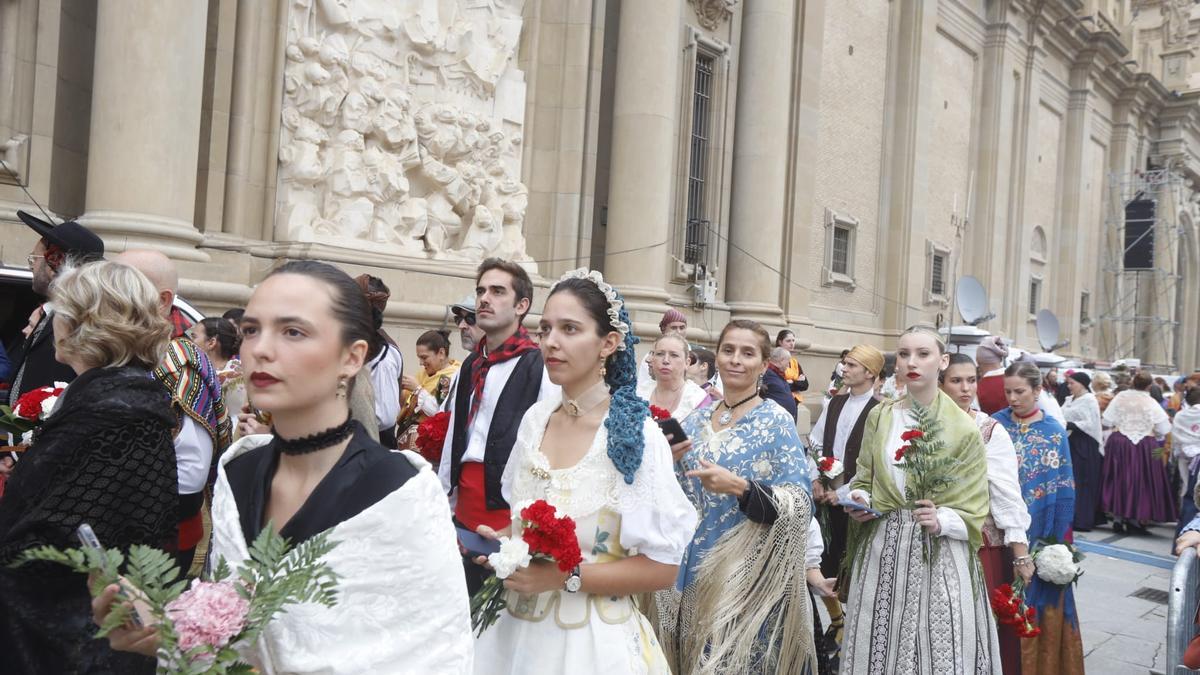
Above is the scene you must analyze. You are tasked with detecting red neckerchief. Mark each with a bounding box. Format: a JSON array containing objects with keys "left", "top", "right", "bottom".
[
  {"left": 768, "top": 363, "right": 787, "bottom": 378},
  {"left": 467, "top": 326, "right": 539, "bottom": 426}
]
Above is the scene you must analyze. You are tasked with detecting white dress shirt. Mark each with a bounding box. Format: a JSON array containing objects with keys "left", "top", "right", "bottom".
[
  {"left": 368, "top": 343, "right": 403, "bottom": 431},
  {"left": 973, "top": 411, "right": 1031, "bottom": 545},
  {"left": 176, "top": 415, "right": 214, "bottom": 495},
  {"left": 436, "top": 356, "right": 559, "bottom": 501}
]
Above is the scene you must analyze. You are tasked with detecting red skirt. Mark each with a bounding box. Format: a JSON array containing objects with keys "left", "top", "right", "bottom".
[{"left": 454, "top": 462, "right": 512, "bottom": 532}]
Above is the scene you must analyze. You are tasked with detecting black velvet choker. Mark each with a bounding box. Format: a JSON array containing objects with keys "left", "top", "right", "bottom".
[{"left": 273, "top": 417, "right": 356, "bottom": 456}]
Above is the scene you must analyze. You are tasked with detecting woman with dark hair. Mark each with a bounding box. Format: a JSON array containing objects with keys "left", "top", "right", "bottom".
[
  {"left": 96, "top": 260, "right": 472, "bottom": 673},
  {"left": 775, "top": 329, "right": 809, "bottom": 405},
  {"left": 663, "top": 319, "right": 817, "bottom": 673},
  {"left": 940, "top": 353, "right": 1030, "bottom": 675},
  {"left": 472, "top": 269, "right": 695, "bottom": 673},
  {"left": 355, "top": 274, "right": 403, "bottom": 446},
  {"left": 840, "top": 327, "right": 999, "bottom": 674},
  {"left": 0, "top": 261, "right": 178, "bottom": 675},
  {"left": 191, "top": 317, "right": 247, "bottom": 434},
  {"left": 686, "top": 348, "right": 721, "bottom": 400},
  {"left": 1101, "top": 370, "right": 1176, "bottom": 533},
  {"left": 1061, "top": 372, "right": 1104, "bottom": 531},
  {"left": 995, "top": 363, "right": 1082, "bottom": 674},
  {"left": 397, "top": 329, "right": 460, "bottom": 457}
]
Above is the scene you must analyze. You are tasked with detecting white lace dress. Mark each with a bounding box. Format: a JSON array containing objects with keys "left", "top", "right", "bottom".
[
  {"left": 211, "top": 436, "right": 474, "bottom": 674},
  {"left": 473, "top": 396, "right": 698, "bottom": 674}
]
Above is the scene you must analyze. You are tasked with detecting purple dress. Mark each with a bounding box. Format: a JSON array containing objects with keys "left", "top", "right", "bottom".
[{"left": 1100, "top": 390, "right": 1177, "bottom": 523}]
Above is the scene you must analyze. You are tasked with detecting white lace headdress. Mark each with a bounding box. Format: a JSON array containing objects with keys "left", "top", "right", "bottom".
[{"left": 552, "top": 268, "right": 630, "bottom": 349}]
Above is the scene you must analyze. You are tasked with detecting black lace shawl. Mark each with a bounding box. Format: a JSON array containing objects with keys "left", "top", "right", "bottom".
[{"left": 0, "top": 366, "right": 179, "bottom": 675}]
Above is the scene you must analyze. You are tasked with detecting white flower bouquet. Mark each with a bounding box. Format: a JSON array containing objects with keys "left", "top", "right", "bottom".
[{"left": 1033, "top": 540, "right": 1084, "bottom": 587}]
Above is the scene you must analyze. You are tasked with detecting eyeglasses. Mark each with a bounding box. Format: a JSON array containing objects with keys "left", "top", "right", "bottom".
[
  {"left": 453, "top": 312, "right": 476, "bottom": 326},
  {"left": 26, "top": 254, "right": 44, "bottom": 267}
]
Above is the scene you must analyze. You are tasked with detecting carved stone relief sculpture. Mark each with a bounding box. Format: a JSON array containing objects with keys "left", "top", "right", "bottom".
[
  {"left": 276, "top": 0, "right": 534, "bottom": 268},
  {"left": 1163, "top": 0, "right": 1194, "bottom": 48},
  {"left": 689, "top": 0, "right": 740, "bottom": 31}
]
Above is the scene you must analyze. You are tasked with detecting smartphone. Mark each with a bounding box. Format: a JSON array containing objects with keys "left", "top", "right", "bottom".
[
  {"left": 456, "top": 526, "right": 502, "bottom": 558},
  {"left": 836, "top": 498, "right": 883, "bottom": 518},
  {"left": 76, "top": 523, "right": 144, "bottom": 628},
  {"left": 657, "top": 418, "right": 688, "bottom": 444}
]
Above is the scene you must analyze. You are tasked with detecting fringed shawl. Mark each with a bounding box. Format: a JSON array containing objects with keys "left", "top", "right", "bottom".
[
  {"left": 848, "top": 390, "right": 991, "bottom": 554},
  {"left": 1062, "top": 392, "right": 1104, "bottom": 447}
]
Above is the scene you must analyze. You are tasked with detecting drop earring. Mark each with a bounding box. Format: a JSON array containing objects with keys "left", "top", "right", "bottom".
[
  {"left": 336, "top": 377, "right": 348, "bottom": 400},
  {"left": 599, "top": 355, "right": 607, "bottom": 379}
]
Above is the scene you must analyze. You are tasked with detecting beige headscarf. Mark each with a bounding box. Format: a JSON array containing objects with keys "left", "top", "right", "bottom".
[{"left": 846, "top": 344, "right": 884, "bottom": 378}]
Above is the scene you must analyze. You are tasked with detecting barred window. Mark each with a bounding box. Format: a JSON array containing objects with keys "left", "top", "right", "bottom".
[
  {"left": 1029, "top": 278, "right": 1042, "bottom": 316},
  {"left": 1080, "top": 291, "right": 1090, "bottom": 324},
  {"left": 930, "top": 252, "right": 946, "bottom": 297},
  {"left": 831, "top": 225, "right": 851, "bottom": 276},
  {"left": 684, "top": 54, "right": 715, "bottom": 265}
]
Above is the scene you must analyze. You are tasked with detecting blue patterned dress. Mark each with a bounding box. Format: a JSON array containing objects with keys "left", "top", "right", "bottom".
[
  {"left": 662, "top": 399, "right": 815, "bottom": 673},
  {"left": 994, "top": 409, "right": 1084, "bottom": 674}
]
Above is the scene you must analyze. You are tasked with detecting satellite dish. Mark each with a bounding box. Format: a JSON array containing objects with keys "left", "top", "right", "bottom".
[
  {"left": 955, "top": 276, "right": 993, "bottom": 326},
  {"left": 1036, "top": 309, "right": 1061, "bottom": 352}
]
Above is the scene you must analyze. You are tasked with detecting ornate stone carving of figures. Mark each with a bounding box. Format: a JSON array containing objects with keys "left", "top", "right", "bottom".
[
  {"left": 277, "top": 0, "right": 535, "bottom": 267},
  {"left": 689, "top": 0, "right": 740, "bottom": 31},
  {"left": 1165, "top": 0, "right": 1193, "bottom": 47}
]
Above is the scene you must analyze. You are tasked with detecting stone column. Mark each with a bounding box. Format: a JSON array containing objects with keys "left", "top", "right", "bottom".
[
  {"left": 602, "top": 0, "right": 682, "bottom": 313},
  {"left": 724, "top": 0, "right": 795, "bottom": 326},
  {"left": 79, "top": 0, "right": 209, "bottom": 261}
]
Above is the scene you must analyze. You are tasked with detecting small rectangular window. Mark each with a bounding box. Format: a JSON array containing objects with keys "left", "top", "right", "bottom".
[
  {"left": 930, "top": 253, "right": 946, "bottom": 297},
  {"left": 1080, "top": 291, "right": 1090, "bottom": 324},
  {"left": 1029, "top": 278, "right": 1041, "bottom": 316},
  {"left": 831, "top": 226, "right": 851, "bottom": 276}
]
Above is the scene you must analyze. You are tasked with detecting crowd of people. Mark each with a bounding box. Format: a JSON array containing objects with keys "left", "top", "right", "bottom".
[{"left": 4, "top": 211, "right": 1200, "bottom": 674}]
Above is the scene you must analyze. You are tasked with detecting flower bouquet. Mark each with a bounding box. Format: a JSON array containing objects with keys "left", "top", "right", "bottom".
[
  {"left": 0, "top": 382, "right": 67, "bottom": 446},
  {"left": 414, "top": 410, "right": 451, "bottom": 464},
  {"left": 649, "top": 405, "right": 672, "bottom": 422},
  {"left": 816, "top": 456, "right": 844, "bottom": 488},
  {"left": 1032, "top": 539, "right": 1084, "bottom": 586},
  {"left": 16, "top": 525, "right": 340, "bottom": 674},
  {"left": 471, "top": 499, "right": 583, "bottom": 637},
  {"left": 989, "top": 582, "right": 1040, "bottom": 639},
  {"left": 893, "top": 401, "right": 964, "bottom": 562}
]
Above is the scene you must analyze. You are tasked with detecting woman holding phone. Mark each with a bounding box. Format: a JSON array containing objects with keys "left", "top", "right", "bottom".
[
  {"left": 0, "top": 261, "right": 179, "bottom": 675},
  {"left": 661, "top": 319, "right": 818, "bottom": 673},
  {"left": 94, "top": 261, "right": 473, "bottom": 673},
  {"left": 638, "top": 334, "right": 710, "bottom": 421},
  {"left": 839, "top": 327, "right": 1000, "bottom": 674}
]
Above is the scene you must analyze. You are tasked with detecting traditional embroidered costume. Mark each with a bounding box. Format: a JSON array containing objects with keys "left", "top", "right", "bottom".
[
  {"left": 994, "top": 408, "right": 1084, "bottom": 675},
  {"left": 972, "top": 410, "right": 1031, "bottom": 675},
  {"left": 661, "top": 399, "right": 817, "bottom": 674},
  {"left": 841, "top": 392, "right": 1001, "bottom": 675},
  {"left": 1100, "top": 389, "right": 1177, "bottom": 524},
  {"left": 212, "top": 423, "right": 473, "bottom": 674},
  {"left": 1061, "top": 390, "right": 1104, "bottom": 530},
  {"left": 473, "top": 395, "right": 696, "bottom": 674}
]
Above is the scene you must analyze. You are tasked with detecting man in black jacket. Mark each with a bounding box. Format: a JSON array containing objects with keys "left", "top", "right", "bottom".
[
  {"left": 5, "top": 211, "right": 104, "bottom": 406},
  {"left": 762, "top": 348, "right": 799, "bottom": 421}
]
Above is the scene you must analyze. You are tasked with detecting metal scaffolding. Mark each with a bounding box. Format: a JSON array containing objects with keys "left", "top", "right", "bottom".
[{"left": 1098, "top": 167, "right": 1185, "bottom": 370}]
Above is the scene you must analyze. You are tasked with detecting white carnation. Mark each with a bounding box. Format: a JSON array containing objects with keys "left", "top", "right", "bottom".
[
  {"left": 487, "top": 537, "right": 531, "bottom": 580},
  {"left": 20, "top": 430, "right": 33, "bottom": 445},
  {"left": 1035, "top": 544, "right": 1079, "bottom": 586},
  {"left": 40, "top": 395, "right": 59, "bottom": 418}
]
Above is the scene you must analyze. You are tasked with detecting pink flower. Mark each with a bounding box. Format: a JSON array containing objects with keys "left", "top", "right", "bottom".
[{"left": 166, "top": 580, "right": 249, "bottom": 654}]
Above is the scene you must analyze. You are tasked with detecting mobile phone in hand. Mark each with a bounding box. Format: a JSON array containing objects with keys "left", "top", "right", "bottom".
[
  {"left": 657, "top": 418, "right": 688, "bottom": 444},
  {"left": 456, "top": 527, "right": 502, "bottom": 559},
  {"left": 76, "top": 523, "right": 144, "bottom": 628}
]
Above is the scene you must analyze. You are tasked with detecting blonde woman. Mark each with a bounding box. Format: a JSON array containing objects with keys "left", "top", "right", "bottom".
[
  {"left": 0, "top": 261, "right": 178, "bottom": 675},
  {"left": 638, "top": 334, "right": 709, "bottom": 421}
]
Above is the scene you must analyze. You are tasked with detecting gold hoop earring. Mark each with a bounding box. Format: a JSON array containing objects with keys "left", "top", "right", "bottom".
[{"left": 336, "top": 377, "right": 349, "bottom": 400}]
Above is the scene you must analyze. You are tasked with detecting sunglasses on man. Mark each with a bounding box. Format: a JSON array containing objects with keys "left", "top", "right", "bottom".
[{"left": 453, "top": 312, "right": 476, "bottom": 326}]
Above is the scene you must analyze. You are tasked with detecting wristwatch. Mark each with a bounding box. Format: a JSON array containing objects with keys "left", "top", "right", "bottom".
[{"left": 564, "top": 564, "right": 582, "bottom": 593}]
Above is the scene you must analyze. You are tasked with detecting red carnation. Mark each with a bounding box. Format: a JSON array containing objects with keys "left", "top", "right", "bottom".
[
  {"left": 900, "top": 429, "right": 924, "bottom": 442},
  {"left": 13, "top": 388, "right": 54, "bottom": 421},
  {"left": 414, "top": 411, "right": 451, "bottom": 464},
  {"left": 649, "top": 405, "right": 671, "bottom": 421},
  {"left": 818, "top": 456, "right": 835, "bottom": 473},
  {"left": 519, "top": 499, "right": 583, "bottom": 573},
  {"left": 894, "top": 445, "right": 910, "bottom": 462}
]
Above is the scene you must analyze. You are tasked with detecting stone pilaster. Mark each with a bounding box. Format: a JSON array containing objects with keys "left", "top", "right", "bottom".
[
  {"left": 725, "top": 0, "right": 796, "bottom": 326},
  {"left": 602, "top": 0, "right": 683, "bottom": 314},
  {"left": 79, "top": 0, "right": 209, "bottom": 261}
]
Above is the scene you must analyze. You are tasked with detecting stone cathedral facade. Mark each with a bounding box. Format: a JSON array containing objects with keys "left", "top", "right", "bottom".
[{"left": 4, "top": 0, "right": 1200, "bottom": 386}]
